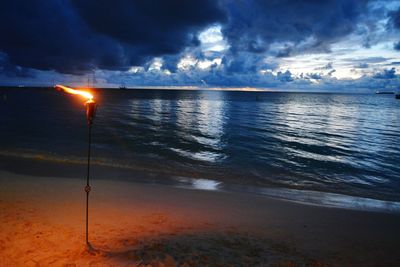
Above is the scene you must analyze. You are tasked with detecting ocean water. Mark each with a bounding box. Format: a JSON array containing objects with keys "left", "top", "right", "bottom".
[{"left": 1, "top": 88, "right": 400, "bottom": 209}]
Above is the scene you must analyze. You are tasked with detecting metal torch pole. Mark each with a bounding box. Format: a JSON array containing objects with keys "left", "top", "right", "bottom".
[
  {"left": 84, "top": 100, "right": 96, "bottom": 249},
  {"left": 85, "top": 120, "right": 92, "bottom": 246}
]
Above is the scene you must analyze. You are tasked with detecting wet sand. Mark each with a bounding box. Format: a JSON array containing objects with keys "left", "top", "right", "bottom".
[{"left": 1, "top": 170, "right": 400, "bottom": 266}]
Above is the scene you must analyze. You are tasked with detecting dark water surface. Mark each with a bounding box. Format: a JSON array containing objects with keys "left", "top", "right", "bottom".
[{"left": 1, "top": 88, "right": 400, "bottom": 209}]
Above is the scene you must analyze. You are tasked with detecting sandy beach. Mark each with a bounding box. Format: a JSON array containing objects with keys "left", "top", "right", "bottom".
[
  {"left": 1, "top": 170, "right": 400, "bottom": 267},
  {"left": 2, "top": 0, "right": 400, "bottom": 266}
]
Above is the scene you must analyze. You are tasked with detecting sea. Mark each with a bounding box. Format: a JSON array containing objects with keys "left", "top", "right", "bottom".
[{"left": 1, "top": 87, "right": 400, "bottom": 212}]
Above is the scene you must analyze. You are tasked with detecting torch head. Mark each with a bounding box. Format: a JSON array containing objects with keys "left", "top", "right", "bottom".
[{"left": 85, "top": 99, "right": 97, "bottom": 125}]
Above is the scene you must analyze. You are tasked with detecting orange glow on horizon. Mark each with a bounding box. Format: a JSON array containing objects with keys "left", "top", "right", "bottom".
[{"left": 55, "top": 84, "right": 93, "bottom": 101}]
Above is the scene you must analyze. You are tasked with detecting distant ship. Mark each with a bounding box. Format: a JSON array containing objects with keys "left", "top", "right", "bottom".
[
  {"left": 375, "top": 90, "right": 394, "bottom": 94},
  {"left": 119, "top": 84, "right": 127, "bottom": 90},
  {"left": 396, "top": 93, "right": 400, "bottom": 99}
]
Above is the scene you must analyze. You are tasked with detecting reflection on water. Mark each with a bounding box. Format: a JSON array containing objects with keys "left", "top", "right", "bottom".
[
  {"left": 197, "top": 91, "right": 225, "bottom": 146},
  {"left": 160, "top": 90, "right": 227, "bottom": 163},
  {"left": 1, "top": 89, "right": 400, "bottom": 204}
]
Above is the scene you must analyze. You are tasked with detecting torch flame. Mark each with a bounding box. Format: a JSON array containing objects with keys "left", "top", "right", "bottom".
[{"left": 55, "top": 84, "right": 93, "bottom": 100}]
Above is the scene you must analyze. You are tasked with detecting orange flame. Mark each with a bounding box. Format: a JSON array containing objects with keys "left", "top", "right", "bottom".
[{"left": 55, "top": 84, "right": 93, "bottom": 100}]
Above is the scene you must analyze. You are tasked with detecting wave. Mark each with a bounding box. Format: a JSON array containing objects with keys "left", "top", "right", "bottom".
[{"left": 1, "top": 149, "right": 400, "bottom": 213}]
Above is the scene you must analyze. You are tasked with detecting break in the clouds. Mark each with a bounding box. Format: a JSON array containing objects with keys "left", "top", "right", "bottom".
[{"left": 0, "top": 0, "right": 399, "bottom": 91}]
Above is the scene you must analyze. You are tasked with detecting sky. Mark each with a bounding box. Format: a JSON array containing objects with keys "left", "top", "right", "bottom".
[{"left": 0, "top": 0, "right": 400, "bottom": 91}]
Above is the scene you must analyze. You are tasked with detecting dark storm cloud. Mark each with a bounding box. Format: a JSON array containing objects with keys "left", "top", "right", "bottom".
[
  {"left": 0, "top": 0, "right": 224, "bottom": 74},
  {"left": 222, "top": 0, "right": 369, "bottom": 54},
  {"left": 0, "top": 0, "right": 396, "bottom": 85},
  {"left": 71, "top": 0, "right": 225, "bottom": 55},
  {"left": 388, "top": 7, "right": 400, "bottom": 50},
  {"left": 389, "top": 7, "right": 400, "bottom": 29},
  {"left": 276, "top": 46, "right": 292, "bottom": 58},
  {"left": 0, "top": 53, "right": 33, "bottom": 78},
  {"left": 0, "top": 0, "right": 119, "bottom": 74},
  {"left": 394, "top": 41, "right": 400, "bottom": 51},
  {"left": 221, "top": 52, "right": 278, "bottom": 75},
  {"left": 223, "top": 56, "right": 257, "bottom": 74}
]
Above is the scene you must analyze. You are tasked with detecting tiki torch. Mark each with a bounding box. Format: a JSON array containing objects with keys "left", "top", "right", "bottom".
[{"left": 55, "top": 84, "right": 97, "bottom": 248}]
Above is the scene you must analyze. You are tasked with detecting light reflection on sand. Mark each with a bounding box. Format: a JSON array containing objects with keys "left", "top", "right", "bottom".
[
  {"left": 171, "top": 175, "right": 400, "bottom": 213},
  {"left": 224, "top": 185, "right": 400, "bottom": 213},
  {"left": 174, "top": 176, "right": 222, "bottom": 191}
]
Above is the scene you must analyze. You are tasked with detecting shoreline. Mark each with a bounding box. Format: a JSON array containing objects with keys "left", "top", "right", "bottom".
[
  {"left": 1, "top": 150, "right": 400, "bottom": 213},
  {"left": 1, "top": 170, "right": 400, "bottom": 266}
]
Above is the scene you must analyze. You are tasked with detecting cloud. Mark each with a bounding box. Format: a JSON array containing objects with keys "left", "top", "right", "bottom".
[
  {"left": 315, "top": 62, "right": 333, "bottom": 70},
  {"left": 221, "top": 52, "right": 278, "bottom": 74},
  {"left": 348, "top": 57, "right": 389, "bottom": 63},
  {"left": 0, "top": 0, "right": 224, "bottom": 74},
  {"left": 276, "top": 70, "right": 294, "bottom": 82},
  {"left": 388, "top": 7, "right": 400, "bottom": 29},
  {"left": 394, "top": 41, "right": 400, "bottom": 51},
  {"left": 300, "top": 72, "right": 323, "bottom": 80},
  {"left": 276, "top": 46, "right": 293, "bottom": 58},
  {"left": 221, "top": 0, "right": 369, "bottom": 55},
  {"left": 373, "top": 67, "right": 397, "bottom": 79},
  {"left": 0, "top": 53, "right": 33, "bottom": 78},
  {"left": 71, "top": 0, "right": 225, "bottom": 54},
  {"left": 328, "top": 69, "right": 336, "bottom": 76},
  {"left": 356, "top": 63, "right": 369, "bottom": 69},
  {"left": 388, "top": 7, "right": 400, "bottom": 49}
]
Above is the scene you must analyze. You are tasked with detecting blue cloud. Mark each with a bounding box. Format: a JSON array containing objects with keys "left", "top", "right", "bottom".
[
  {"left": 276, "top": 70, "right": 294, "bottom": 82},
  {"left": 394, "top": 41, "right": 400, "bottom": 51},
  {"left": 373, "top": 68, "right": 397, "bottom": 79},
  {"left": 0, "top": 53, "right": 33, "bottom": 78},
  {"left": 222, "top": 0, "right": 369, "bottom": 55},
  {"left": 356, "top": 63, "right": 369, "bottom": 69},
  {"left": 388, "top": 7, "right": 400, "bottom": 50}
]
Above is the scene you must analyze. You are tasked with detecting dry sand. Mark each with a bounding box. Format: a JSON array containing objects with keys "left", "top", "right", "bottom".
[{"left": 1, "top": 170, "right": 400, "bottom": 267}]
